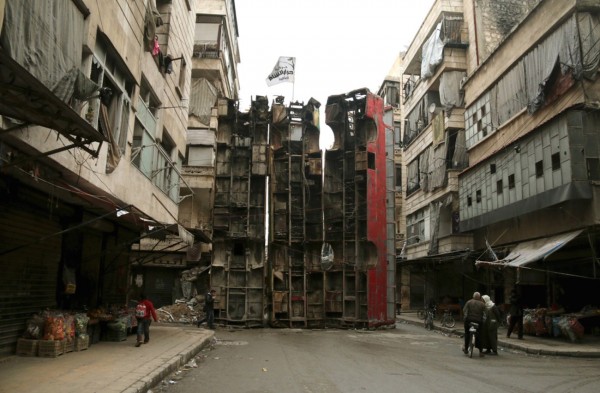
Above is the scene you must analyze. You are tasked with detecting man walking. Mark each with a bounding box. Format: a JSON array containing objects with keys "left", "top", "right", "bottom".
[
  {"left": 463, "top": 291, "right": 486, "bottom": 357},
  {"left": 197, "top": 289, "right": 217, "bottom": 329},
  {"left": 507, "top": 287, "right": 524, "bottom": 339}
]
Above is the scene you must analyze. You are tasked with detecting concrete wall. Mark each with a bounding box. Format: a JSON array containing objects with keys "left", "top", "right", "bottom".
[
  {"left": 465, "top": 0, "right": 542, "bottom": 70},
  {"left": 463, "top": 0, "right": 576, "bottom": 100}
]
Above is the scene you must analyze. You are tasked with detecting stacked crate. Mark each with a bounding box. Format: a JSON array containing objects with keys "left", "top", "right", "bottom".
[
  {"left": 16, "top": 338, "right": 38, "bottom": 357},
  {"left": 38, "top": 340, "right": 64, "bottom": 358}
]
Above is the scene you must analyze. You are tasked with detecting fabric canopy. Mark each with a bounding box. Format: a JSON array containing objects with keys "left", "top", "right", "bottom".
[{"left": 476, "top": 230, "right": 583, "bottom": 268}]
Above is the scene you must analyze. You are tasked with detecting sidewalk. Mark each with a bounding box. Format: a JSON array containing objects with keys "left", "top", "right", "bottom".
[
  {"left": 0, "top": 324, "right": 214, "bottom": 393},
  {"left": 397, "top": 312, "right": 600, "bottom": 358}
]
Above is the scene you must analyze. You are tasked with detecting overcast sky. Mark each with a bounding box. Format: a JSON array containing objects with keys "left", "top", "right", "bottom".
[{"left": 234, "top": 0, "right": 435, "bottom": 148}]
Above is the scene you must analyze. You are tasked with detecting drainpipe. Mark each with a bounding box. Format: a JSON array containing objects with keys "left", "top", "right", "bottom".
[{"left": 472, "top": 0, "right": 480, "bottom": 66}]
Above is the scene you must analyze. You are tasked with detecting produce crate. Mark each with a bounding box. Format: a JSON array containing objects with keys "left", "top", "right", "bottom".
[
  {"left": 102, "top": 330, "right": 127, "bottom": 342},
  {"left": 16, "top": 338, "right": 38, "bottom": 357},
  {"left": 63, "top": 338, "right": 74, "bottom": 353},
  {"left": 87, "top": 323, "right": 100, "bottom": 345},
  {"left": 74, "top": 336, "right": 89, "bottom": 351},
  {"left": 38, "top": 340, "right": 64, "bottom": 358}
]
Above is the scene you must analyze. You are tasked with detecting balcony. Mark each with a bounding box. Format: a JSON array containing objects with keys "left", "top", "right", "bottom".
[
  {"left": 194, "top": 41, "right": 220, "bottom": 59},
  {"left": 181, "top": 165, "right": 215, "bottom": 190},
  {"left": 403, "top": 5, "right": 468, "bottom": 77},
  {"left": 405, "top": 233, "right": 473, "bottom": 260}
]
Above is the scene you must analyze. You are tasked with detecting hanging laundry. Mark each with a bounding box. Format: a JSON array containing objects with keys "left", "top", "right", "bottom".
[{"left": 152, "top": 36, "right": 160, "bottom": 56}]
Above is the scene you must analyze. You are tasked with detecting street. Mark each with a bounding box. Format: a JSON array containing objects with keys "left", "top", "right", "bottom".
[{"left": 152, "top": 322, "right": 600, "bottom": 393}]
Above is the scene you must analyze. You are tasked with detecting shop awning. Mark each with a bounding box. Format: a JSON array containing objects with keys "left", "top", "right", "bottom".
[
  {"left": 476, "top": 229, "right": 584, "bottom": 267},
  {"left": 58, "top": 182, "right": 212, "bottom": 245}
]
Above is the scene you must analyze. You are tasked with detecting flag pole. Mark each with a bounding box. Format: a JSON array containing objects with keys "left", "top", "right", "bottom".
[
  {"left": 292, "top": 80, "right": 295, "bottom": 102},
  {"left": 291, "top": 58, "right": 296, "bottom": 102}
]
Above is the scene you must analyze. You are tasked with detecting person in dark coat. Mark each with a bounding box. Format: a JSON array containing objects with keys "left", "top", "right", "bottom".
[
  {"left": 197, "top": 289, "right": 216, "bottom": 329},
  {"left": 507, "top": 287, "right": 524, "bottom": 339},
  {"left": 481, "top": 294, "right": 502, "bottom": 355},
  {"left": 462, "top": 292, "right": 486, "bottom": 357}
]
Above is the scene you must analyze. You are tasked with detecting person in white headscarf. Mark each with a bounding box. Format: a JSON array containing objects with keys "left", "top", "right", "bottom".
[{"left": 481, "top": 294, "right": 502, "bottom": 355}]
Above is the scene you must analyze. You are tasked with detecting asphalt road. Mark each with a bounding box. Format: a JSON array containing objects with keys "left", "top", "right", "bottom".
[{"left": 152, "top": 322, "right": 600, "bottom": 393}]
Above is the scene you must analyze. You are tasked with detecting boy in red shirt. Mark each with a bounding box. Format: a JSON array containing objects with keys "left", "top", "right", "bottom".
[{"left": 135, "top": 293, "right": 158, "bottom": 347}]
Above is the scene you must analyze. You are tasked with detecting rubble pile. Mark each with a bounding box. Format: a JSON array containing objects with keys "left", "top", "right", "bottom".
[{"left": 156, "top": 298, "right": 205, "bottom": 324}]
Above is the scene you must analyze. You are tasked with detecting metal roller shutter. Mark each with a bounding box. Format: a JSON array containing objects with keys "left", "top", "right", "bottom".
[{"left": 0, "top": 208, "right": 61, "bottom": 356}]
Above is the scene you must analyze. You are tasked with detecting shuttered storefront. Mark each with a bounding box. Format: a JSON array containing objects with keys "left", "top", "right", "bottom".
[
  {"left": 0, "top": 208, "right": 62, "bottom": 356},
  {"left": 140, "top": 267, "right": 179, "bottom": 308}
]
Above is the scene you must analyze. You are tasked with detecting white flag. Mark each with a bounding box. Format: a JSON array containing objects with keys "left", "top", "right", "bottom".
[{"left": 266, "top": 57, "right": 295, "bottom": 87}]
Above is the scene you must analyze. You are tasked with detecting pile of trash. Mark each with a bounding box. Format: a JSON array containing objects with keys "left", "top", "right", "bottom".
[{"left": 156, "top": 297, "right": 205, "bottom": 324}]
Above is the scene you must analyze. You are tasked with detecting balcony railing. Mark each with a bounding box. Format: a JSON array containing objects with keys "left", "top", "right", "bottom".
[
  {"left": 132, "top": 142, "right": 194, "bottom": 204},
  {"left": 193, "top": 42, "right": 220, "bottom": 59}
]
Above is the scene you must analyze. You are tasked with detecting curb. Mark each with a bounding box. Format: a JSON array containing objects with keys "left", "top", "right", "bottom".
[
  {"left": 397, "top": 317, "right": 600, "bottom": 359},
  {"left": 128, "top": 332, "right": 215, "bottom": 393},
  {"left": 498, "top": 340, "right": 600, "bottom": 358}
]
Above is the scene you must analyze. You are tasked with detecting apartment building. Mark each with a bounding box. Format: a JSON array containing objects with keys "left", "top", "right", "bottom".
[
  {"left": 151, "top": 0, "right": 241, "bottom": 304},
  {"left": 0, "top": 0, "right": 195, "bottom": 354},
  {"left": 399, "top": 0, "right": 471, "bottom": 310},
  {"left": 461, "top": 0, "right": 600, "bottom": 310},
  {"left": 378, "top": 54, "right": 406, "bottom": 312}
]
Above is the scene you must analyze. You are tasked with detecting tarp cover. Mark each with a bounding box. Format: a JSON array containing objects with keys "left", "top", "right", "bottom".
[
  {"left": 421, "top": 23, "right": 444, "bottom": 80},
  {"left": 439, "top": 71, "right": 466, "bottom": 112},
  {"left": 488, "top": 12, "right": 600, "bottom": 128},
  {"left": 1, "top": 0, "right": 87, "bottom": 100},
  {"left": 476, "top": 229, "right": 583, "bottom": 267},
  {"left": 189, "top": 78, "right": 218, "bottom": 125}
]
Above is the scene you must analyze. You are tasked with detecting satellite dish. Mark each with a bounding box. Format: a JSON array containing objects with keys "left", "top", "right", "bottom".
[{"left": 428, "top": 103, "right": 437, "bottom": 114}]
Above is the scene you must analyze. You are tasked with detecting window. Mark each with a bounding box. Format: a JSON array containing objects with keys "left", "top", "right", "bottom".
[
  {"left": 90, "top": 36, "right": 134, "bottom": 165},
  {"left": 551, "top": 153, "right": 561, "bottom": 171},
  {"left": 588, "top": 158, "right": 600, "bottom": 180},
  {"left": 508, "top": 174, "right": 515, "bottom": 189},
  {"left": 476, "top": 190, "right": 482, "bottom": 203},
  {"left": 395, "top": 163, "right": 402, "bottom": 189},
  {"left": 177, "top": 56, "right": 187, "bottom": 97},
  {"left": 155, "top": 0, "right": 172, "bottom": 54},
  {"left": 465, "top": 92, "right": 492, "bottom": 148},
  {"left": 194, "top": 14, "right": 222, "bottom": 58},
  {"left": 467, "top": 195, "right": 472, "bottom": 206},
  {"left": 367, "top": 152, "right": 375, "bottom": 170},
  {"left": 156, "top": 130, "right": 177, "bottom": 199},
  {"left": 140, "top": 80, "right": 161, "bottom": 117},
  {"left": 490, "top": 163, "right": 496, "bottom": 174},
  {"left": 535, "top": 160, "right": 544, "bottom": 178},
  {"left": 407, "top": 158, "right": 420, "bottom": 195},
  {"left": 407, "top": 209, "right": 425, "bottom": 245},
  {"left": 132, "top": 78, "right": 180, "bottom": 202},
  {"left": 496, "top": 180, "right": 503, "bottom": 194},
  {"left": 384, "top": 82, "right": 400, "bottom": 107},
  {"left": 187, "top": 146, "right": 215, "bottom": 166}
]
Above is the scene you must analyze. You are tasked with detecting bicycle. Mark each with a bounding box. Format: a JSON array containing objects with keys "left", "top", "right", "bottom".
[
  {"left": 467, "top": 321, "right": 479, "bottom": 358},
  {"left": 424, "top": 306, "right": 436, "bottom": 330},
  {"left": 440, "top": 308, "right": 456, "bottom": 328}
]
